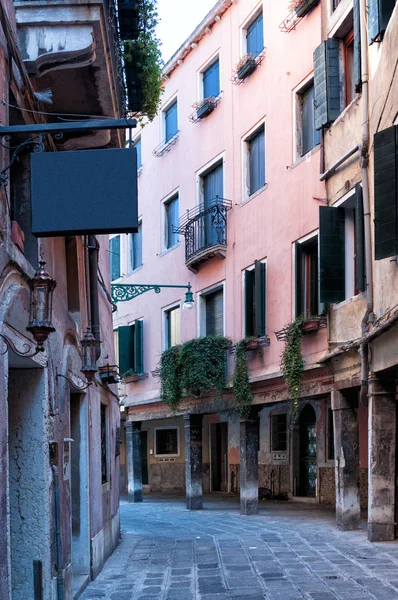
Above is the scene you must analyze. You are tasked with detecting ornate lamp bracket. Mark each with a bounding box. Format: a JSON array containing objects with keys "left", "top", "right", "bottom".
[
  {"left": 56, "top": 373, "right": 93, "bottom": 392},
  {"left": 0, "top": 332, "right": 41, "bottom": 358}
]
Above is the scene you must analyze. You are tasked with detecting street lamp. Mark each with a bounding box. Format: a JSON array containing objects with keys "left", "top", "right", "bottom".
[
  {"left": 111, "top": 282, "right": 195, "bottom": 307},
  {"left": 26, "top": 261, "right": 56, "bottom": 351}
]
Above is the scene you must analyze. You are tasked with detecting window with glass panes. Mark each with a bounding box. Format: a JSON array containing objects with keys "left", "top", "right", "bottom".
[
  {"left": 109, "top": 235, "right": 120, "bottom": 281},
  {"left": 298, "top": 83, "right": 320, "bottom": 157},
  {"left": 165, "top": 100, "right": 178, "bottom": 143},
  {"left": 155, "top": 428, "right": 179, "bottom": 455},
  {"left": 165, "top": 306, "right": 181, "bottom": 349},
  {"left": 244, "top": 261, "right": 266, "bottom": 337},
  {"left": 271, "top": 414, "right": 287, "bottom": 452},
  {"left": 165, "top": 195, "right": 179, "bottom": 249},
  {"left": 203, "top": 59, "right": 220, "bottom": 98},
  {"left": 205, "top": 288, "right": 224, "bottom": 336},
  {"left": 295, "top": 236, "right": 319, "bottom": 318},
  {"left": 248, "top": 126, "right": 265, "bottom": 195},
  {"left": 246, "top": 12, "right": 264, "bottom": 57},
  {"left": 130, "top": 222, "right": 142, "bottom": 270}
]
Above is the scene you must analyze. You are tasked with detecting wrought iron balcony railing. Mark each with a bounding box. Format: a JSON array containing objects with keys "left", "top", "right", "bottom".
[{"left": 174, "top": 197, "right": 232, "bottom": 271}]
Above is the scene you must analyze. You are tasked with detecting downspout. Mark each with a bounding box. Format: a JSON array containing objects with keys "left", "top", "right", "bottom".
[
  {"left": 359, "top": 0, "right": 374, "bottom": 405},
  {"left": 52, "top": 465, "right": 64, "bottom": 600},
  {"left": 88, "top": 235, "right": 101, "bottom": 360}
]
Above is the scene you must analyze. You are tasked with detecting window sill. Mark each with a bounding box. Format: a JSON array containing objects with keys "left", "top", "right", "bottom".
[
  {"left": 330, "top": 291, "right": 366, "bottom": 311},
  {"left": 290, "top": 145, "right": 320, "bottom": 170},
  {"left": 160, "top": 241, "right": 180, "bottom": 257},
  {"left": 241, "top": 184, "right": 268, "bottom": 206},
  {"left": 330, "top": 94, "right": 361, "bottom": 129},
  {"left": 127, "top": 264, "right": 144, "bottom": 276},
  {"left": 155, "top": 454, "right": 180, "bottom": 459}
]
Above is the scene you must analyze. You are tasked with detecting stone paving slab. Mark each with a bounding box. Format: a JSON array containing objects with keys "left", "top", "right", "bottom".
[{"left": 80, "top": 495, "right": 398, "bottom": 600}]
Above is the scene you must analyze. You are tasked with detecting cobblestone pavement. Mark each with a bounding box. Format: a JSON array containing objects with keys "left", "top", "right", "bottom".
[{"left": 81, "top": 494, "right": 398, "bottom": 600}]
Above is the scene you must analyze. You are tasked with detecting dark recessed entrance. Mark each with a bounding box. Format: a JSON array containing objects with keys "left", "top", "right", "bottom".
[
  {"left": 298, "top": 404, "right": 317, "bottom": 497},
  {"left": 210, "top": 422, "right": 228, "bottom": 492}
]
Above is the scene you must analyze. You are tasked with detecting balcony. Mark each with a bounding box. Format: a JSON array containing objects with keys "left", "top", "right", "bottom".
[
  {"left": 174, "top": 197, "right": 232, "bottom": 273},
  {"left": 13, "top": 0, "right": 125, "bottom": 148}
]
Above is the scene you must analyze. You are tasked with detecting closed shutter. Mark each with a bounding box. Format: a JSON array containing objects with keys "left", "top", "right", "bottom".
[
  {"left": 203, "top": 60, "right": 220, "bottom": 98},
  {"left": 133, "top": 223, "right": 142, "bottom": 269},
  {"left": 374, "top": 125, "right": 398, "bottom": 259},
  {"left": 135, "top": 138, "right": 142, "bottom": 170},
  {"left": 206, "top": 289, "right": 224, "bottom": 336},
  {"left": 247, "top": 12, "right": 264, "bottom": 57},
  {"left": 353, "top": 0, "right": 362, "bottom": 92},
  {"left": 204, "top": 163, "right": 224, "bottom": 246},
  {"left": 134, "top": 319, "right": 144, "bottom": 374},
  {"left": 166, "top": 196, "right": 179, "bottom": 248},
  {"left": 165, "top": 101, "right": 178, "bottom": 142},
  {"left": 354, "top": 184, "right": 366, "bottom": 291},
  {"left": 249, "top": 128, "right": 265, "bottom": 195},
  {"left": 319, "top": 206, "right": 346, "bottom": 303},
  {"left": 254, "top": 261, "right": 266, "bottom": 336},
  {"left": 118, "top": 325, "right": 134, "bottom": 375},
  {"left": 244, "top": 269, "right": 255, "bottom": 336},
  {"left": 295, "top": 242, "right": 303, "bottom": 317},
  {"left": 368, "top": 0, "right": 396, "bottom": 44},
  {"left": 109, "top": 236, "right": 120, "bottom": 281},
  {"left": 313, "top": 39, "right": 340, "bottom": 130}
]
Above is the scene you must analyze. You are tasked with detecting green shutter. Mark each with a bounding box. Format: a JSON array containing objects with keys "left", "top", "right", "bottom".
[
  {"left": 206, "top": 289, "right": 224, "bottom": 337},
  {"left": 354, "top": 184, "right": 366, "bottom": 291},
  {"left": 374, "top": 125, "right": 398, "bottom": 260},
  {"left": 244, "top": 269, "right": 255, "bottom": 337},
  {"left": 295, "top": 242, "right": 303, "bottom": 317},
  {"left": 254, "top": 261, "right": 266, "bottom": 336},
  {"left": 353, "top": 0, "right": 362, "bottom": 92},
  {"left": 313, "top": 38, "right": 340, "bottom": 130},
  {"left": 118, "top": 326, "right": 134, "bottom": 375},
  {"left": 368, "top": 0, "right": 396, "bottom": 44},
  {"left": 319, "top": 206, "right": 346, "bottom": 303},
  {"left": 134, "top": 319, "right": 144, "bottom": 374}
]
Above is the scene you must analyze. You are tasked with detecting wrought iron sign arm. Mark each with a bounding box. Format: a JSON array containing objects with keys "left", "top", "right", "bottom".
[
  {"left": 0, "top": 332, "right": 41, "bottom": 357},
  {"left": 111, "top": 283, "right": 192, "bottom": 304},
  {"left": 56, "top": 373, "right": 92, "bottom": 391}
]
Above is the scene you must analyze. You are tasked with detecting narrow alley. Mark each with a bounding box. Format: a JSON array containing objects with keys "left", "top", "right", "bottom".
[{"left": 81, "top": 496, "right": 398, "bottom": 600}]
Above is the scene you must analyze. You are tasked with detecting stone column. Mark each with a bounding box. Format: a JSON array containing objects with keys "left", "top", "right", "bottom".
[
  {"left": 240, "top": 417, "right": 259, "bottom": 515},
  {"left": 368, "top": 375, "right": 396, "bottom": 542},
  {"left": 125, "top": 421, "right": 143, "bottom": 503},
  {"left": 184, "top": 414, "right": 203, "bottom": 510},
  {"left": 332, "top": 390, "right": 360, "bottom": 530}
]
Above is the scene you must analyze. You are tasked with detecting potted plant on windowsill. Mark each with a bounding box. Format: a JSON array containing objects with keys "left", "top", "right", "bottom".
[
  {"left": 196, "top": 97, "right": 216, "bottom": 119},
  {"left": 121, "top": 368, "right": 140, "bottom": 383},
  {"left": 236, "top": 54, "right": 257, "bottom": 80},
  {"left": 245, "top": 336, "right": 271, "bottom": 351},
  {"left": 289, "top": 0, "right": 319, "bottom": 17}
]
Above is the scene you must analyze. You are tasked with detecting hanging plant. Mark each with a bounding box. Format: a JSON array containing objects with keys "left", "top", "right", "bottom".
[
  {"left": 281, "top": 315, "right": 305, "bottom": 423},
  {"left": 123, "top": 0, "right": 164, "bottom": 123},
  {"left": 159, "top": 336, "right": 231, "bottom": 411},
  {"left": 233, "top": 339, "right": 254, "bottom": 418}
]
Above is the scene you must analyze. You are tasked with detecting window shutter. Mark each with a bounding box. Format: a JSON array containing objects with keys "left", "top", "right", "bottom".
[
  {"left": 118, "top": 325, "right": 134, "bottom": 375},
  {"left": 374, "top": 125, "right": 398, "bottom": 260},
  {"left": 354, "top": 184, "right": 366, "bottom": 291},
  {"left": 203, "top": 60, "right": 220, "bottom": 98},
  {"left": 254, "top": 261, "right": 266, "bottom": 336},
  {"left": 368, "top": 0, "right": 396, "bottom": 44},
  {"left": 353, "top": 0, "right": 362, "bottom": 92},
  {"left": 244, "top": 269, "right": 255, "bottom": 336},
  {"left": 206, "top": 289, "right": 224, "bottom": 336},
  {"left": 249, "top": 128, "right": 265, "bottom": 195},
  {"left": 313, "top": 38, "right": 340, "bottom": 130},
  {"left": 133, "top": 223, "right": 142, "bottom": 269},
  {"left": 319, "top": 206, "right": 345, "bottom": 303},
  {"left": 247, "top": 12, "right": 264, "bottom": 57},
  {"left": 109, "top": 236, "right": 120, "bottom": 281},
  {"left": 295, "top": 242, "right": 303, "bottom": 317},
  {"left": 134, "top": 319, "right": 144, "bottom": 374},
  {"left": 165, "top": 101, "right": 178, "bottom": 142},
  {"left": 135, "top": 138, "right": 142, "bottom": 170}
]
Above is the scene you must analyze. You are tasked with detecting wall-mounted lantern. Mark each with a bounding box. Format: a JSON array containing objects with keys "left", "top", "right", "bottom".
[
  {"left": 80, "top": 328, "right": 99, "bottom": 383},
  {"left": 26, "top": 261, "right": 56, "bottom": 351}
]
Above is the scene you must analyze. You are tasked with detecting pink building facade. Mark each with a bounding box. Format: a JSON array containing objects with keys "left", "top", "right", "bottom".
[{"left": 115, "top": 0, "right": 341, "bottom": 510}]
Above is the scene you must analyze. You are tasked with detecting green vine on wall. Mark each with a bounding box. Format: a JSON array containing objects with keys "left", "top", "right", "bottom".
[
  {"left": 233, "top": 339, "right": 254, "bottom": 419},
  {"left": 159, "top": 337, "right": 231, "bottom": 411},
  {"left": 281, "top": 315, "right": 305, "bottom": 423},
  {"left": 123, "top": 0, "right": 164, "bottom": 123}
]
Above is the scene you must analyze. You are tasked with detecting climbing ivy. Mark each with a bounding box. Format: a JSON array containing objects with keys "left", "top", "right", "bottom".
[
  {"left": 123, "top": 0, "right": 164, "bottom": 123},
  {"left": 159, "top": 336, "right": 231, "bottom": 411},
  {"left": 233, "top": 339, "right": 254, "bottom": 418},
  {"left": 281, "top": 315, "right": 305, "bottom": 423}
]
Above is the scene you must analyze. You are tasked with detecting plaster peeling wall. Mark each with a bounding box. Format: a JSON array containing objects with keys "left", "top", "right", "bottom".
[{"left": 8, "top": 368, "right": 52, "bottom": 600}]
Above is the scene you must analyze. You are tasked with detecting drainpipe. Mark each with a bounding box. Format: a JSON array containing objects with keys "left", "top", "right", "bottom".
[
  {"left": 88, "top": 235, "right": 101, "bottom": 360},
  {"left": 52, "top": 465, "right": 64, "bottom": 600},
  {"left": 359, "top": 0, "right": 374, "bottom": 405}
]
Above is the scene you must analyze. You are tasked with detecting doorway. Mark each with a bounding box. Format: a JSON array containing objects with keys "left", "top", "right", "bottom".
[
  {"left": 298, "top": 404, "right": 317, "bottom": 497},
  {"left": 141, "top": 430, "right": 149, "bottom": 485},
  {"left": 210, "top": 422, "right": 228, "bottom": 491},
  {"left": 70, "top": 394, "right": 90, "bottom": 591}
]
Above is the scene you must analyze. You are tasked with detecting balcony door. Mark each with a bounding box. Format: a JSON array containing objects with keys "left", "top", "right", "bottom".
[{"left": 203, "top": 162, "right": 223, "bottom": 247}]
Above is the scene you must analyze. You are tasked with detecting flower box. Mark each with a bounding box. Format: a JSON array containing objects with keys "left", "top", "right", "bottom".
[
  {"left": 197, "top": 98, "right": 215, "bottom": 119},
  {"left": 245, "top": 336, "right": 271, "bottom": 351},
  {"left": 294, "top": 0, "right": 319, "bottom": 17},
  {"left": 98, "top": 365, "right": 119, "bottom": 384},
  {"left": 237, "top": 57, "right": 257, "bottom": 80}
]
